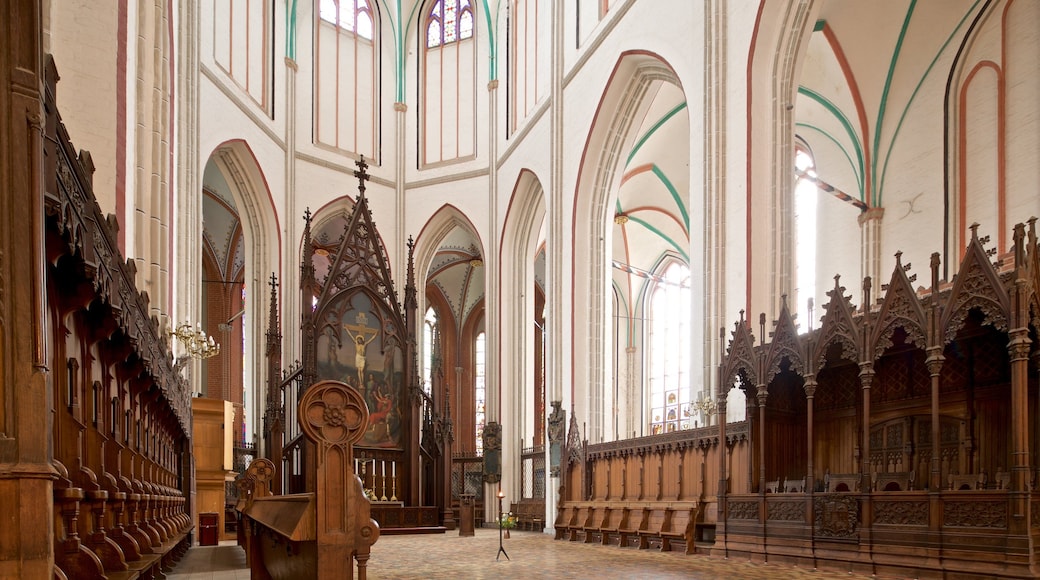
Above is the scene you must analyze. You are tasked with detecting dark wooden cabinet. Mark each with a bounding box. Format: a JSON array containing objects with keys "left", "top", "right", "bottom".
[{"left": 199, "top": 513, "right": 219, "bottom": 546}]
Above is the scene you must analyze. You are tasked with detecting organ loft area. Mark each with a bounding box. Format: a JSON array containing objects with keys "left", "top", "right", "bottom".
[{"left": 2, "top": 0, "right": 1039, "bottom": 578}]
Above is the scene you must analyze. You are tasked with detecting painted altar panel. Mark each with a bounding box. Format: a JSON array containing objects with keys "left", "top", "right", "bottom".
[{"left": 316, "top": 290, "right": 404, "bottom": 449}]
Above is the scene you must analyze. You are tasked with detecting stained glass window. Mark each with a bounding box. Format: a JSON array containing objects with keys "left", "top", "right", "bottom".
[
  {"left": 426, "top": 0, "right": 474, "bottom": 48},
  {"left": 319, "top": 0, "right": 373, "bottom": 40},
  {"left": 648, "top": 262, "right": 691, "bottom": 434}
]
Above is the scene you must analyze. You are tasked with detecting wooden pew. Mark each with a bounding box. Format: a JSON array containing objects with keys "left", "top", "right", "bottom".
[
  {"left": 600, "top": 506, "right": 627, "bottom": 546},
  {"left": 784, "top": 477, "right": 806, "bottom": 493},
  {"left": 948, "top": 473, "right": 984, "bottom": 490},
  {"left": 554, "top": 506, "right": 575, "bottom": 540},
  {"left": 637, "top": 507, "right": 670, "bottom": 550},
  {"left": 582, "top": 505, "right": 608, "bottom": 543},
  {"left": 661, "top": 506, "right": 696, "bottom": 554},
  {"left": 567, "top": 506, "right": 590, "bottom": 542},
  {"left": 238, "top": 382, "right": 380, "bottom": 579},
  {"left": 873, "top": 471, "right": 914, "bottom": 492},
  {"left": 618, "top": 505, "right": 647, "bottom": 548},
  {"left": 825, "top": 472, "right": 861, "bottom": 492}
]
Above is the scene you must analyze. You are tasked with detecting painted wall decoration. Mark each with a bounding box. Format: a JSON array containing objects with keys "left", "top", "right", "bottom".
[{"left": 316, "top": 291, "right": 404, "bottom": 449}]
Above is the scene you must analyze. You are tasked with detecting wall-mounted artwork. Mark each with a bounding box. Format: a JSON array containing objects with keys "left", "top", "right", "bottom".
[{"left": 316, "top": 291, "right": 404, "bottom": 449}]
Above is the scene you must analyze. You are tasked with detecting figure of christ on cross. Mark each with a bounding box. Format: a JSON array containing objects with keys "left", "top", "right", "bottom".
[{"left": 343, "top": 312, "right": 379, "bottom": 385}]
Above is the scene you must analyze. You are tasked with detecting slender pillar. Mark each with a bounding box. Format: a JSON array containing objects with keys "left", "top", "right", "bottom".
[
  {"left": 804, "top": 375, "right": 816, "bottom": 489},
  {"left": 757, "top": 385, "right": 767, "bottom": 493},
  {"left": 858, "top": 362, "right": 874, "bottom": 491},
  {"left": 926, "top": 347, "right": 944, "bottom": 491},
  {"left": 1008, "top": 327, "right": 1031, "bottom": 529}
]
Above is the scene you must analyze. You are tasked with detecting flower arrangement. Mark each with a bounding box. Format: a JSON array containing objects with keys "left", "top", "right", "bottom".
[{"left": 500, "top": 511, "right": 517, "bottom": 529}]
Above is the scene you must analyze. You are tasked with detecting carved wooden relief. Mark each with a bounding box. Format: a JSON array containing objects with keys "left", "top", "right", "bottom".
[
  {"left": 763, "top": 298, "right": 805, "bottom": 382},
  {"left": 813, "top": 276, "right": 861, "bottom": 372},
  {"left": 871, "top": 253, "right": 928, "bottom": 360},
  {"left": 722, "top": 314, "right": 757, "bottom": 389},
  {"left": 814, "top": 495, "right": 858, "bottom": 538},
  {"left": 943, "top": 501, "right": 1007, "bottom": 528},
  {"left": 874, "top": 501, "right": 927, "bottom": 526},
  {"left": 728, "top": 501, "right": 758, "bottom": 520},
  {"left": 767, "top": 500, "right": 803, "bottom": 522}
]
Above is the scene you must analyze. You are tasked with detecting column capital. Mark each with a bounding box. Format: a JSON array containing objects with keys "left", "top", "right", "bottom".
[
  {"left": 393, "top": 102, "right": 407, "bottom": 112},
  {"left": 284, "top": 57, "right": 298, "bottom": 72},
  {"left": 857, "top": 206, "right": 885, "bottom": 225},
  {"left": 487, "top": 79, "right": 499, "bottom": 91}
]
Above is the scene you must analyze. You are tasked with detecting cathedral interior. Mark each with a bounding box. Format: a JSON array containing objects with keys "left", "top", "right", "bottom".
[{"left": 2, "top": 0, "right": 1039, "bottom": 578}]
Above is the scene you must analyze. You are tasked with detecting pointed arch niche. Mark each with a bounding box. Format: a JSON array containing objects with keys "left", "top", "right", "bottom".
[
  {"left": 200, "top": 141, "right": 280, "bottom": 466},
  {"left": 573, "top": 51, "right": 693, "bottom": 445}
]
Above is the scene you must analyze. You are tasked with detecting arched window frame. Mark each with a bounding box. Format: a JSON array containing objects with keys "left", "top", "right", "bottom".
[
  {"left": 423, "top": 306, "right": 438, "bottom": 396},
  {"left": 646, "top": 259, "right": 691, "bottom": 435},
  {"left": 314, "top": 0, "right": 380, "bottom": 159},
  {"left": 420, "top": 0, "right": 477, "bottom": 166},
  {"left": 425, "top": 0, "right": 474, "bottom": 48},
  {"left": 794, "top": 142, "right": 817, "bottom": 331}
]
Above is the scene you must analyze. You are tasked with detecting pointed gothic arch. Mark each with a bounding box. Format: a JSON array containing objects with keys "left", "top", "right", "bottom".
[
  {"left": 571, "top": 51, "right": 691, "bottom": 444},
  {"left": 203, "top": 139, "right": 280, "bottom": 443}
]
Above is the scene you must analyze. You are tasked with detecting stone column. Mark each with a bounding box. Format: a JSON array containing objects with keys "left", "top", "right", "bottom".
[{"left": 858, "top": 208, "right": 885, "bottom": 300}]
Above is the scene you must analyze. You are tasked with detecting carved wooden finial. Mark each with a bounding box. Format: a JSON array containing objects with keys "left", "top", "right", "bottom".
[
  {"left": 304, "top": 207, "right": 312, "bottom": 224},
  {"left": 354, "top": 155, "right": 370, "bottom": 197},
  {"left": 969, "top": 222, "right": 980, "bottom": 240}
]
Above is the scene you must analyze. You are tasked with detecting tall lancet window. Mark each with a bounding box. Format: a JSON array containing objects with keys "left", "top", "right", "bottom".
[
  {"left": 423, "top": 307, "right": 437, "bottom": 396},
  {"left": 474, "top": 331, "right": 486, "bottom": 454},
  {"left": 422, "top": 0, "right": 476, "bottom": 165},
  {"left": 794, "top": 146, "right": 817, "bottom": 330},
  {"left": 315, "top": 0, "right": 379, "bottom": 160},
  {"left": 647, "top": 261, "right": 691, "bottom": 435}
]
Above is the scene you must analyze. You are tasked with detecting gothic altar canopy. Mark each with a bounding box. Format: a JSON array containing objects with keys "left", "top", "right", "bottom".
[
  {"left": 307, "top": 157, "right": 414, "bottom": 452},
  {"left": 258, "top": 155, "right": 435, "bottom": 514}
]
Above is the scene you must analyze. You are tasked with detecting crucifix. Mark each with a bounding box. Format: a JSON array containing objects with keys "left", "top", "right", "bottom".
[
  {"left": 343, "top": 311, "right": 379, "bottom": 385},
  {"left": 354, "top": 155, "right": 370, "bottom": 197}
]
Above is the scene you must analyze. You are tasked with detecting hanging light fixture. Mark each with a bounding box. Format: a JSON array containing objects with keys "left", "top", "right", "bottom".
[{"left": 168, "top": 322, "right": 221, "bottom": 359}]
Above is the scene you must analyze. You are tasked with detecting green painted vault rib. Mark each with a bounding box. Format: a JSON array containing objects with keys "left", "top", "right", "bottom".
[
  {"left": 795, "top": 122, "right": 863, "bottom": 200},
  {"left": 651, "top": 165, "right": 688, "bottom": 230},
  {"left": 482, "top": 0, "right": 499, "bottom": 81},
  {"left": 877, "top": 0, "right": 982, "bottom": 206},
  {"left": 626, "top": 102, "right": 688, "bottom": 167},
  {"left": 872, "top": 0, "right": 917, "bottom": 207},
  {"left": 287, "top": 0, "right": 298, "bottom": 60},
  {"left": 625, "top": 215, "right": 689, "bottom": 262},
  {"left": 797, "top": 86, "right": 865, "bottom": 199}
]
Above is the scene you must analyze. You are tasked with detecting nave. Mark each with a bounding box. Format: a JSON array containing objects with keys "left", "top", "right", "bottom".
[{"left": 168, "top": 529, "right": 862, "bottom": 580}]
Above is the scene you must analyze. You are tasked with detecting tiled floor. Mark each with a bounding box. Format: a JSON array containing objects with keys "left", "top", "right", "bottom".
[{"left": 168, "top": 530, "right": 864, "bottom": 579}]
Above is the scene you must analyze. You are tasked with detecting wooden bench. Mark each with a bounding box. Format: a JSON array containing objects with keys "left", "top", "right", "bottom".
[
  {"left": 637, "top": 507, "right": 670, "bottom": 550},
  {"left": 599, "top": 507, "right": 627, "bottom": 546},
  {"left": 568, "top": 506, "right": 590, "bottom": 541},
  {"left": 554, "top": 505, "right": 575, "bottom": 540},
  {"left": 825, "top": 472, "right": 861, "bottom": 492},
  {"left": 583, "top": 505, "right": 609, "bottom": 544},
  {"left": 618, "top": 505, "right": 647, "bottom": 548},
  {"left": 661, "top": 506, "right": 696, "bottom": 554},
  {"left": 515, "top": 499, "right": 545, "bottom": 531},
  {"left": 873, "top": 471, "right": 914, "bottom": 492},
  {"left": 784, "top": 477, "right": 806, "bottom": 493},
  {"left": 948, "top": 473, "right": 984, "bottom": 490}
]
